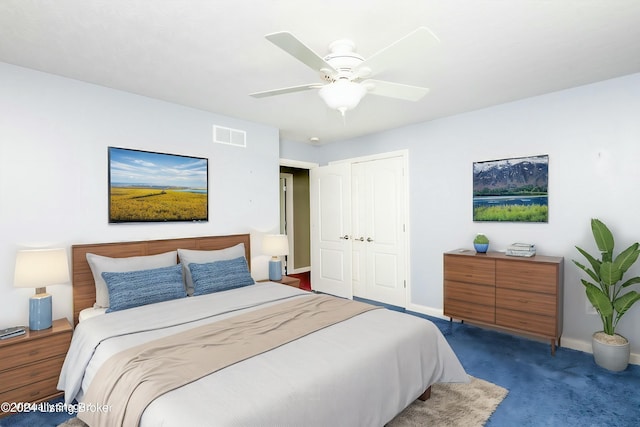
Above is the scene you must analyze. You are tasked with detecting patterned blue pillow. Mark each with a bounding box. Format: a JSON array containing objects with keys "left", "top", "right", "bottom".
[
  {"left": 189, "top": 256, "right": 254, "bottom": 296},
  {"left": 102, "top": 264, "right": 186, "bottom": 313}
]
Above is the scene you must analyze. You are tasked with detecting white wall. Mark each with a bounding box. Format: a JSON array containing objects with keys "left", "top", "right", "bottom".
[
  {"left": 282, "top": 73, "right": 640, "bottom": 357},
  {"left": 4, "top": 60, "right": 639, "bottom": 360},
  {"left": 0, "top": 63, "right": 281, "bottom": 328}
]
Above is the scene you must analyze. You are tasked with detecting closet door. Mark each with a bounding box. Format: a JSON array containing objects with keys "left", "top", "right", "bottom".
[
  {"left": 309, "top": 163, "right": 353, "bottom": 299},
  {"left": 352, "top": 157, "right": 407, "bottom": 307}
]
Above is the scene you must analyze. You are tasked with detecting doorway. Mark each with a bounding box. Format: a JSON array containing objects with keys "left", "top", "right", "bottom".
[{"left": 279, "top": 161, "right": 314, "bottom": 277}]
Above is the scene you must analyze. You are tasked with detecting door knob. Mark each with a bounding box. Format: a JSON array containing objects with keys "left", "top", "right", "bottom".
[
  {"left": 357, "top": 237, "right": 364, "bottom": 241},
  {"left": 367, "top": 237, "right": 374, "bottom": 242},
  {"left": 339, "top": 235, "right": 350, "bottom": 240}
]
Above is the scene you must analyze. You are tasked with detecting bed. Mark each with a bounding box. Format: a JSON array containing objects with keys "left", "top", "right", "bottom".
[{"left": 58, "top": 234, "right": 468, "bottom": 426}]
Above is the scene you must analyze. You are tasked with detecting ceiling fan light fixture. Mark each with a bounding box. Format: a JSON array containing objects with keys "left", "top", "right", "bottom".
[{"left": 318, "top": 79, "right": 367, "bottom": 116}]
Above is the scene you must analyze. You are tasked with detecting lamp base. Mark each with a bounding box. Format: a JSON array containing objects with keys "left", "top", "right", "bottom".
[
  {"left": 269, "top": 259, "right": 283, "bottom": 281},
  {"left": 29, "top": 293, "right": 52, "bottom": 330}
]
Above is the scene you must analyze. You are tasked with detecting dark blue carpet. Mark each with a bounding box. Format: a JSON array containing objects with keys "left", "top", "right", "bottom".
[
  {"left": 0, "top": 396, "right": 69, "bottom": 427},
  {"left": 2, "top": 305, "right": 639, "bottom": 426},
  {"left": 417, "top": 313, "right": 640, "bottom": 427}
]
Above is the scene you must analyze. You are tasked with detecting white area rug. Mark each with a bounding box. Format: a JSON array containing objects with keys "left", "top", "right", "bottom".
[{"left": 387, "top": 376, "right": 508, "bottom": 427}]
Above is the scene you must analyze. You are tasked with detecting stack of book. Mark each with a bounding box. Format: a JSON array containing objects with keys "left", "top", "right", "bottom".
[{"left": 506, "top": 243, "right": 536, "bottom": 257}]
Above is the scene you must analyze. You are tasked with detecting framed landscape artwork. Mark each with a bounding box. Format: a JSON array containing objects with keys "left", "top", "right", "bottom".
[
  {"left": 108, "top": 147, "right": 208, "bottom": 223},
  {"left": 473, "top": 154, "right": 549, "bottom": 222}
]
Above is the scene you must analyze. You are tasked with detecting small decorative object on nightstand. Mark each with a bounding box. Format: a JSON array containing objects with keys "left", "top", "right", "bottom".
[
  {"left": 263, "top": 234, "right": 289, "bottom": 281},
  {"left": 0, "top": 318, "right": 72, "bottom": 417},
  {"left": 14, "top": 248, "right": 70, "bottom": 330}
]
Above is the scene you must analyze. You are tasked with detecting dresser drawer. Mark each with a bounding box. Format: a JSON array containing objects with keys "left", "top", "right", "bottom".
[
  {"left": 496, "top": 308, "right": 556, "bottom": 336},
  {"left": 445, "top": 299, "right": 495, "bottom": 324},
  {"left": 0, "top": 354, "right": 66, "bottom": 394},
  {"left": 0, "top": 376, "right": 61, "bottom": 413},
  {"left": 0, "top": 334, "right": 71, "bottom": 372},
  {"left": 495, "top": 260, "right": 557, "bottom": 294},
  {"left": 496, "top": 288, "right": 556, "bottom": 317},
  {"left": 444, "top": 255, "right": 495, "bottom": 285},
  {"left": 445, "top": 298, "right": 495, "bottom": 324},
  {"left": 445, "top": 280, "right": 495, "bottom": 306}
]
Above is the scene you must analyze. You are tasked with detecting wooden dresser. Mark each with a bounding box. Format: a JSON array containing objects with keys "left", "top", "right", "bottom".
[
  {"left": 0, "top": 318, "right": 72, "bottom": 417},
  {"left": 444, "top": 250, "right": 563, "bottom": 354}
]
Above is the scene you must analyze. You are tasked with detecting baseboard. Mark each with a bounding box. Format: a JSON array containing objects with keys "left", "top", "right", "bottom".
[
  {"left": 561, "top": 337, "right": 640, "bottom": 366},
  {"left": 405, "top": 303, "right": 640, "bottom": 366},
  {"left": 559, "top": 337, "right": 592, "bottom": 354},
  {"left": 405, "top": 303, "right": 448, "bottom": 320}
]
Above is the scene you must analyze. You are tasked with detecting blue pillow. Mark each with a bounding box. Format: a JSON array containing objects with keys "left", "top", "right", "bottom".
[
  {"left": 189, "top": 256, "right": 254, "bottom": 296},
  {"left": 102, "top": 264, "right": 186, "bottom": 313}
]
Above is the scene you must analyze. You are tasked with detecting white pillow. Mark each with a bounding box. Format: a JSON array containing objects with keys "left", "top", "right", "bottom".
[
  {"left": 78, "top": 306, "right": 107, "bottom": 322},
  {"left": 178, "top": 243, "right": 246, "bottom": 295},
  {"left": 86, "top": 251, "right": 178, "bottom": 308}
]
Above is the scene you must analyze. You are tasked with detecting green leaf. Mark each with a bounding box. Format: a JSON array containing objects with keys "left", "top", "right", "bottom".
[
  {"left": 613, "top": 291, "right": 640, "bottom": 323},
  {"left": 585, "top": 282, "right": 613, "bottom": 317},
  {"left": 580, "top": 278, "right": 598, "bottom": 289},
  {"left": 575, "top": 246, "right": 601, "bottom": 277},
  {"left": 599, "top": 261, "right": 622, "bottom": 287},
  {"left": 621, "top": 276, "right": 640, "bottom": 288},
  {"left": 591, "top": 218, "right": 614, "bottom": 258},
  {"left": 573, "top": 259, "right": 601, "bottom": 284},
  {"left": 613, "top": 243, "right": 640, "bottom": 274}
]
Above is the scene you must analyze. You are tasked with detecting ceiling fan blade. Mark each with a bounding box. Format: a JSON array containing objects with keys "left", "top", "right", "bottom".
[
  {"left": 250, "top": 83, "right": 322, "bottom": 98},
  {"left": 265, "top": 32, "right": 337, "bottom": 74},
  {"left": 362, "top": 79, "right": 430, "bottom": 101},
  {"left": 354, "top": 27, "right": 440, "bottom": 78}
]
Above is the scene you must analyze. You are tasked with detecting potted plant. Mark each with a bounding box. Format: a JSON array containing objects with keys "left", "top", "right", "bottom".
[
  {"left": 473, "top": 234, "right": 489, "bottom": 253},
  {"left": 573, "top": 218, "right": 640, "bottom": 371}
]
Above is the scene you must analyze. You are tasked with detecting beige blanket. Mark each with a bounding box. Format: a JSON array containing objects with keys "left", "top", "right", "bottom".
[{"left": 79, "top": 294, "right": 378, "bottom": 427}]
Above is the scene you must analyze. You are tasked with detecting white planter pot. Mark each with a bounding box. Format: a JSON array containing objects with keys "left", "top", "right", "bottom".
[{"left": 592, "top": 332, "right": 630, "bottom": 372}]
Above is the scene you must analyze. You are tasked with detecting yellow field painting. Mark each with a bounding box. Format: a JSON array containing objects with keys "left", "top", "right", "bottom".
[{"left": 110, "top": 187, "right": 207, "bottom": 222}]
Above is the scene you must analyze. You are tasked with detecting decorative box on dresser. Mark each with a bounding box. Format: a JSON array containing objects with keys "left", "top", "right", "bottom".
[
  {"left": 0, "top": 318, "right": 72, "bottom": 417},
  {"left": 444, "top": 250, "right": 564, "bottom": 355}
]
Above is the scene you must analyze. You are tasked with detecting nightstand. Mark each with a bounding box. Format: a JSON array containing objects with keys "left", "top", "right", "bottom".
[
  {"left": 0, "top": 318, "right": 72, "bottom": 417},
  {"left": 259, "top": 276, "right": 301, "bottom": 288}
]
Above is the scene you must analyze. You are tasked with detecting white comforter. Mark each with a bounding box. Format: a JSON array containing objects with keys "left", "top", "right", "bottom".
[{"left": 59, "top": 283, "right": 468, "bottom": 427}]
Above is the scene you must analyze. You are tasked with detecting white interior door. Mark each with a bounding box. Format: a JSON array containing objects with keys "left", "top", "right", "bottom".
[
  {"left": 352, "top": 157, "right": 407, "bottom": 307},
  {"left": 310, "top": 163, "right": 353, "bottom": 298}
]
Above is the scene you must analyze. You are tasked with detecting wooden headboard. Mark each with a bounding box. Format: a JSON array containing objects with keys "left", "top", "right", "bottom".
[{"left": 71, "top": 234, "right": 251, "bottom": 326}]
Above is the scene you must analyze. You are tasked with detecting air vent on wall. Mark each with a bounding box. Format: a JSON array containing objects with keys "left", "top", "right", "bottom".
[{"left": 213, "top": 125, "right": 246, "bottom": 147}]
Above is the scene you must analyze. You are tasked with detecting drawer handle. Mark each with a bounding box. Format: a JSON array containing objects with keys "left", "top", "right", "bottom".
[
  {"left": 30, "top": 390, "right": 40, "bottom": 397},
  {"left": 29, "top": 350, "right": 40, "bottom": 356},
  {"left": 518, "top": 299, "right": 529, "bottom": 304}
]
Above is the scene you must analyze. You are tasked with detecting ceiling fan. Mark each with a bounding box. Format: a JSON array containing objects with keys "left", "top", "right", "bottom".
[{"left": 249, "top": 27, "right": 440, "bottom": 117}]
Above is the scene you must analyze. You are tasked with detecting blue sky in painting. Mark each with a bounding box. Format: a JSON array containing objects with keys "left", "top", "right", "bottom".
[{"left": 109, "top": 147, "right": 207, "bottom": 188}]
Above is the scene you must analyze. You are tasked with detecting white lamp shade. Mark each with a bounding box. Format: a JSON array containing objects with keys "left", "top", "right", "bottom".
[
  {"left": 318, "top": 79, "right": 367, "bottom": 114},
  {"left": 263, "top": 234, "right": 289, "bottom": 257},
  {"left": 14, "top": 248, "right": 70, "bottom": 288}
]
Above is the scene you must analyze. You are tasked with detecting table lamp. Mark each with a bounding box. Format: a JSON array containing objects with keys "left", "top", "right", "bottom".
[
  {"left": 14, "top": 248, "right": 70, "bottom": 330},
  {"left": 263, "top": 234, "right": 289, "bottom": 281}
]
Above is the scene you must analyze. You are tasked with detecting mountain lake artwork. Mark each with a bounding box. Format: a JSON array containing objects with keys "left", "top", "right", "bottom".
[{"left": 473, "top": 154, "right": 548, "bottom": 222}]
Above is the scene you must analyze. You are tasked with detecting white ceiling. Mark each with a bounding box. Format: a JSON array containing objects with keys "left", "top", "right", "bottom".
[{"left": 1, "top": 1, "right": 639, "bottom": 144}]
